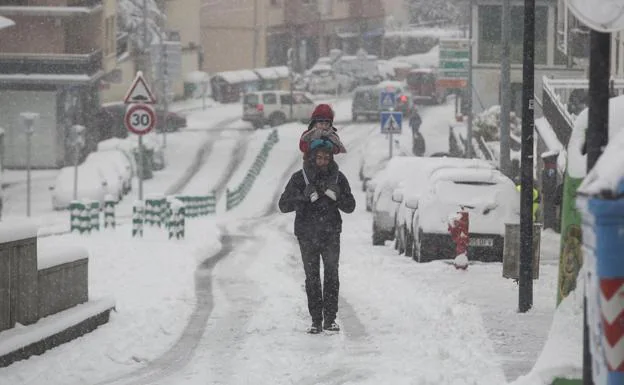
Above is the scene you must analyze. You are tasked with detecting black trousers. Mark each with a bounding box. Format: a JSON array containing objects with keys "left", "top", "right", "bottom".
[{"left": 297, "top": 233, "right": 340, "bottom": 324}]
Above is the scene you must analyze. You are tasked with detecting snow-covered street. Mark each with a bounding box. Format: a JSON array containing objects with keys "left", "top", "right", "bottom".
[{"left": 0, "top": 98, "right": 561, "bottom": 385}]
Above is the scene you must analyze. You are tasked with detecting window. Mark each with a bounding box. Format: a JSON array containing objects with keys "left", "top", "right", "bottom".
[
  {"left": 280, "top": 94, "right": 292, "bottom": 105},
  {"left": 263, "top": 93, "right": 277, "bottom": 104},
  {"left": 478, "top": 5, "right": 548, "bottom": 65},
  {"left": 294, "top": 93, "right": 312, "bottom": 104}
]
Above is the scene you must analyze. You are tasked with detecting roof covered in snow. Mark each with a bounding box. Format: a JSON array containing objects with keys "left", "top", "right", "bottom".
[
  {"left": 253, "top": 66, "right": 289, "bottom": 80},
  {"left": 213, "top": 70, "right": 259, "bottom": 84}
]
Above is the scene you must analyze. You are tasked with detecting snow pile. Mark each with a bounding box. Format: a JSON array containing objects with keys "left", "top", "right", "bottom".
[
  {"left": 509, "top": 285, "right": 583, "bottom": 385},
  {"left": 0, "top": 219, "right": 222, "bottom": 385},
  {"left": 568, "top": 94, "right": 624, "bottom": 179},
  {"left": 578, "top": 126, "right": 624, "bottom": 195}
]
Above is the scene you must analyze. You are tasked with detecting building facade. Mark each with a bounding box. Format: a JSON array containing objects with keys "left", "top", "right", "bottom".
[
  {"left": 100, "top": 0, "right": 202, "bottom": 103},
  {"left": 470, "top": 0, "right": 584, "bottom": 115},
  {"left": 0, "top": 0, "right": 119, "bottom": 169},
  {"left": 200, "top": 0, "right": 385, "bottom": 74}
]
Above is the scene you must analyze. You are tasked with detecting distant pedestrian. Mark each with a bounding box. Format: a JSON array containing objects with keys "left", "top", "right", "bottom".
[{"left": 278, "top": 138, "right": 356, "bottom": 334}]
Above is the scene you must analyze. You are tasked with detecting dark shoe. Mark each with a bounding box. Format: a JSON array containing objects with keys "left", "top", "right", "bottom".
[
  {"left": 307, "top": 322, "right": 322, "bottom": 334},
  {"left": 323, "top": 321, "right": 340, "bottom": 331}
]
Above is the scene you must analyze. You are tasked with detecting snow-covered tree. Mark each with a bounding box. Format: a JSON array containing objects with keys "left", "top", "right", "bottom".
[
  {"left": 473, "top": 105, "right": 522, "bottom": 141},
  {"left": 117, "top": 0, "right": 165, "bottom": 52},
  {"left": 405, "top": 0, "right": 467, "bottom": 26}
]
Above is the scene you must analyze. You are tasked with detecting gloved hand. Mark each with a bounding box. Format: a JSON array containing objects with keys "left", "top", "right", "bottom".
[
  {"left": 304, "top": 184, "right": 319, "bottom": 203},
  {"left": 325, "top": 183, "right": 340, "bottom": 201}
]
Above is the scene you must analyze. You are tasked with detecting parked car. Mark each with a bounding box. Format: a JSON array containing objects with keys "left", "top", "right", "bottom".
[
  {"left": 371, "top": 157, "right": 429, "bottom": 246},
  {"left": 406, "top": 68, "right": 447, "bottom": 105},
  {"left": 85, "top": 150, "right": 133, "bottom": 194},
  {"left": 83, "top": 153, "right": 125, "bottom": 201},
  {"left": 352, "top": 81, "right": 415, "bottom": 122},
  {"left": 50, "top": 164, "right": 108, "bottom": 210},
  {"left": 98, "top": 102, "right": 186, "bottom": 140},
  {"left": 391, "top": 157, "right": 495, "bottom": 255},
  {"left": 408, "top": 167, "right": 519, "bottom": 263},
  {"left": 307, "top": 64, "right": 356, "bottom": 94},
  {"left": 242, "top": 90, "right": 315, "bottom": 128}
]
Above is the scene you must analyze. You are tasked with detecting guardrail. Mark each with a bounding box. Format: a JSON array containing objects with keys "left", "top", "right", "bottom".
[{"left": 226, "top": 130, "right": 279, "bottom": 211}]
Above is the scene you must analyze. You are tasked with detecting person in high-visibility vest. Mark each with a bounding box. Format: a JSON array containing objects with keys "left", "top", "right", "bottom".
[{"left": 516, "top": 184, "right": 540, "bottom": 222}]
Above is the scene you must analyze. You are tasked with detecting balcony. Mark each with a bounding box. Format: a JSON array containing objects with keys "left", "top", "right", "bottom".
[{"left": 0, "top": 49, "right": 103, "bottom": 75}]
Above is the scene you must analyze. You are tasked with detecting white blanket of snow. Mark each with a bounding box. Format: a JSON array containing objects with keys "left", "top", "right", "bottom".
[{"left": 0, "top": 97, "right": 563, "bottom": 385}]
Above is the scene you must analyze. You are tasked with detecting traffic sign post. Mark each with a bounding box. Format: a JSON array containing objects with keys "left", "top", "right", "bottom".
[
  {"left": 380, "top": 111, "right": 402, "bottom": 158},
  {"left": 438, "top": 38, "right": 470, "bottom": 89},
  {"left": 379, "top": 91, "right": 396, "bottom": 110},
  {"left": 125, "top": 71, "right": 157, "bottom": 201}
]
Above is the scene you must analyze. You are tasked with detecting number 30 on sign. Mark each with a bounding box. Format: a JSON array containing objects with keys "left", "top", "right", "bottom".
[{"left": 124, "top": 103, "right": 156, "bottom": 135}]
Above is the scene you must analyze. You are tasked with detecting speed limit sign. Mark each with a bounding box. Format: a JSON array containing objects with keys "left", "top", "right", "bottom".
[{"left": 124, "top": 104, "right": 156, "bottom": 135}]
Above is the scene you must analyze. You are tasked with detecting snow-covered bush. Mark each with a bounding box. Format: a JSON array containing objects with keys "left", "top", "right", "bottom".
[{"left": 473, "top": 105, "right": 522, "bottom": 141}]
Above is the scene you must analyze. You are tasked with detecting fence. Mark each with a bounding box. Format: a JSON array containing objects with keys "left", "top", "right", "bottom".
[
  {"left": 69, "top": 191, "right": 216, "bottom": 238},
  {"left": 226, "top": 130, "right": 279, "bottom": 210}
]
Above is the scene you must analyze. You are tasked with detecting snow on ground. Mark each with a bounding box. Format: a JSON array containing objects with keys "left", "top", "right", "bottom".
[
  {"left": 0, "top": 95, "right": 565, "bottom": 385},
  {"left": 0, "top": 218, "right": 221, "bottom": 385}
]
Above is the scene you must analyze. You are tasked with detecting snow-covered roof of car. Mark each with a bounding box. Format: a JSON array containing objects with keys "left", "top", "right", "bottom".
[
  {"left": 214, "top": 69, "right": 259, "bottom": 84},
  {"left": 309, "top": 64, "right": 333, "bottom": 72},
  {"left": 254, "top": 66, "right": 289, "bottom": 80},
  {"left": 429, "top": 167, "right": 508, "bottom": 185}
]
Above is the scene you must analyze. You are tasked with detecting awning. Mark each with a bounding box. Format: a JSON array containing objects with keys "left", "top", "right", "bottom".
[{"left": 0, "top": 15, "right": 14, "bottom": 30}]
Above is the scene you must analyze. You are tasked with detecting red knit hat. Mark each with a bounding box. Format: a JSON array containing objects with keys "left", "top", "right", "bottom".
[{"left": 310, "top": 104, "right": 334, "bottom": 122}]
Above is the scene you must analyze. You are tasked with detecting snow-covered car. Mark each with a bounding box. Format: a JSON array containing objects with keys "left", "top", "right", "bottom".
[
  {"left": 371, "top": 156, "right": 429, "bottom": 246},
  {"left": 84, "top": 153, "right": 125, "bottom": 201},
  {"left": 86, "top": 150, "right": 133, "bottom": 194},
  {"left": 307, "top": 64, "right": 355, "bottom": 95},
  {"left": 242, "top": 90, "right": 315, "bottom": 128},
  {"left": 408, "top": 167, "right": 519, "bottom": 263},
  {"left": 50, "top": 164, "right": 108, "bottom": 210},
  {"left": 391, "top": 157, "right": 495, "bottom": 255}
]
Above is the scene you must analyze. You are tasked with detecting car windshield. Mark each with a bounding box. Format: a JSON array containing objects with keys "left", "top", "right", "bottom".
[{"left": 244, "top": 94, "right": 259, "bottom": 105}]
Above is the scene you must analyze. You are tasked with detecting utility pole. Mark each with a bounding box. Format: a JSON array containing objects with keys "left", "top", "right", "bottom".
[
  {"left": 466, "top": 0, "right": 474, "bottom": 158},
  {"left": 518, "top": 0, "right": 535, "bottom": 313},
  {"left": 252, "top": 0, "right": 258, "bottom": 68},
  {"left": 500, "top": 0, "right": 512, "bottom": 177},
  {"left": 583, "top": 29, "right": 611, "bottom": 385}
]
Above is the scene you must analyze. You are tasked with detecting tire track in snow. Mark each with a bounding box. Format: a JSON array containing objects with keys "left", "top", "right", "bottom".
[{"left": 95, "top": 121, "right": 375, "bottom": 385}]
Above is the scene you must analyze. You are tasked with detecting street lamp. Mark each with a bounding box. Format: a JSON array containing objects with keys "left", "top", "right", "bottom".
[
  {"left": 20, "top": 112, "right": 39, "bottom": 217},
  {"left": 70, "top": 125, "right": 86, "bottom": 200}
]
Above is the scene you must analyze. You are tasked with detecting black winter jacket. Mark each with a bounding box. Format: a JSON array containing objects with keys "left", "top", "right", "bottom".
[{"left": 278, "top": 163, "right": 355, "bottom": 238}]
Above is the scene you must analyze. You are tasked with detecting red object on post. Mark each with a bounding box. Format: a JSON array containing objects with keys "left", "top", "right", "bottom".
[{"left": 448, "top": 210, "right": 470, "bottom": 270}]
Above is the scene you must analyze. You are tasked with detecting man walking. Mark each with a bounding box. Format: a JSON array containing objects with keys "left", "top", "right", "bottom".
[{"left": 278, "top": 138, "right": 356, "bottom": 334}]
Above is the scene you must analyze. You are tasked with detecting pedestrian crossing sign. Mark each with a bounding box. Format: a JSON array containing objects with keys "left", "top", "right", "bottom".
[
  {"left": 381, "top": 111, "right": 402, "bottom": 134},
  {"left": 379, "top": 91, "right": 396, "bottom": 109}
]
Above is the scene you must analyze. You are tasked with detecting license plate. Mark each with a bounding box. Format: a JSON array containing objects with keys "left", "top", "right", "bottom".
[{"left": 469, "top": 238, "right": 494, "bottom": 247}]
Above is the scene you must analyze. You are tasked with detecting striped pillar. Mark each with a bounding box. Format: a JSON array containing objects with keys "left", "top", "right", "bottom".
[{"left": 132, "top": 201, "right": 145, "bottom": 238}]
